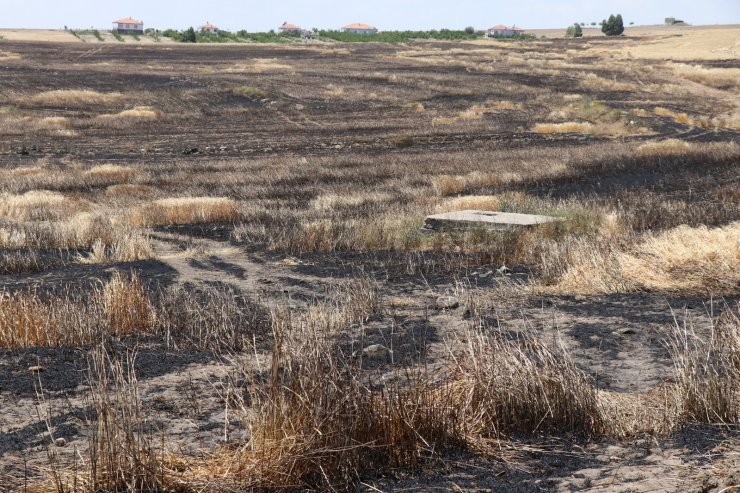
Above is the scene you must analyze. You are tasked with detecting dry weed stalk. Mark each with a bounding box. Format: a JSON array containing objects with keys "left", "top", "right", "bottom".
[
  {"left": 669, "top": 303, "right": 740, "bottom": 424},
  {"left": 0, "top": 272, "right": 152, "bottom": 348},
  {"left": 42, "top": 346, "right": 179, "bottom": 492}
]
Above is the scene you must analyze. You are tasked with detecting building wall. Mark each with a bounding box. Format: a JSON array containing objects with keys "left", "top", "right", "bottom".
[
  {"left": 116, "top": 23, "right": 144, "bottom": 34},
  {"left": 343, "top": 28, "right": 377, "bottom": 35}
]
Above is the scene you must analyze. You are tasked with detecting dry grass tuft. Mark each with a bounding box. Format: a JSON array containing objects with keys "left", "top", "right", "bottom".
[
  {"left": 84, "top": 164, "right": 135, "bottom": 184},
  {"left": 102, "top": 271, "right": 154, "bottom": 336},
  {"left": 431, "top": 171, "right": 499, "bottom": 196},
  {"left": 99, "top": 106, "right": 159, "bottom": 120},
  {"left": 581, "top": 73, "right": 637, "bottom": 92},
  {"left": 669, "top": 63, "right": 740, "bottom": 89},
  {"left": 324, "top": 84, "right": 345, "bottom": 98},
  {"left": 78, "top": 231, "right": 154, "bottom": 264},
  {"left": 552, "top": 222, "right": 740, "bottom": 295},
  {"left": 38, "top": 116, "right": 70, "bottom": 127},
  {"left": 233, "top": 85, "right": 267, "bottom": 98},
  {"left": 30, "top": 89, "right": 124, "bottom": 106},
  {"left": 654, "top": 106, "right": 696, "bottom": 126},
  {"left": 0, "top": 272, "right": 151, "bottom": 348},
  {"left": 669, "top": 306, "right": 740, "bottom": 424},
  {"left": 636, "top": 139, "right": 696, "bottom": 156},
  {"left": 106, "top": 183, "right": 156, "bottom": 198},
  {"left": 130, "top": 197, "right": 239, "bottom": 227},
  {"left": 311, "top": 191, "right": 393, "bottom": 211},
  {"left": 0, "top": 190, "right": 87, "bottom": 221},
  {"left": 218, "top": 293, "right": 604, "bottom": 490},
  {"left": 533, "top": 121, "right": 594, "bottom": 134}
]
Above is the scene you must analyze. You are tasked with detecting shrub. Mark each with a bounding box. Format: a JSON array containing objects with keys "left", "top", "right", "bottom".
[
  {"left": 601, "top": 14, "right": 624, "bottom": 36},
  {"left": 566, "top": 23, "right": 583, "bottom": 38},
  {"left": 182, "top": 26, "right": 197, "bottom": 43}
]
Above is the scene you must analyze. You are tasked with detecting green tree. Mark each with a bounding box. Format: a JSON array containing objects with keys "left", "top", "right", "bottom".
[
  {"left": 566, "top": 23, "right": 583, "bottom": 38},
  {"left": 182, "top": 26, "right": 197, "bottom": 43},
  {"left": 464, "top": 26, "right": 475, "bottom": 34},
  {"left": 601, "top": 14, "right": 625, "bottom": 36}
]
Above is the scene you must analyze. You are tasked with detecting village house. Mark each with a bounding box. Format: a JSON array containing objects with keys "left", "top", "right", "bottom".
[
  {"left": 342, "top": 23, "right": 378, "bottom": 35},
  {"left": 113, "top": 17, "right": 144, "bottom": 35},
  {"left": 486, "top": 24, "right": 525, "bottom": 37},
  {"left": 278, "top": 22, "right": 302, "bottom": 33},
  {"left": 200, "top": 22, "right": 218, "bottom": 34}
]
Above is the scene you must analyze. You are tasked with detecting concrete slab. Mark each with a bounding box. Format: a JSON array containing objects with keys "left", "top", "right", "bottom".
[{"left": 423, "top": 210, "right": 563, "bottom": 231}]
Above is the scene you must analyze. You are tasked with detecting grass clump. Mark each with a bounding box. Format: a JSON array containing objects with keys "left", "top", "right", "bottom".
[
  {"left": 30, "top": 89, "right": 124, "bottom": 106},
  {"left": 636, "top": 139, "right": 696, "bottom": 156},
  {"left": 99, "top": 106, "right": 159, "bottom": 120},
  {"left": 0, "top": 272, "right": 151, "bottom": 348},
  {"left": 84, "top": 164, "right": 135, "bottom": 184},
  {"left": 130, "top": 197, "right": 239, "bottom": 227},
  {"left": 669, "top": 305, "right": 740, "bottom": 424},
  {"left": 233, "top": 86, "right": 267, "bottom": 99}
]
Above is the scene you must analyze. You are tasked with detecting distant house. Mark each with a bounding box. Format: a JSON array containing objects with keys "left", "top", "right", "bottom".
[
  {"left": 664, "top": 17, "right": 686, "bottom": 26},
  {"left": 486, "top": 25, "right": 525, "bottom": 37},
  {"left": 200, "top": 22, "right": 218, "bottom": 34},
  {"left": 342, "top": 23, "right": 378, "bottom": 35},
  {"left": 279, "top": 22, "right": 302, "bottom": 33},
  {"left": 113, "top": 17, "right": 144, "bottom": 35},
  {"left": 301, "top": 29, "right": 316, "bottom": 39}
]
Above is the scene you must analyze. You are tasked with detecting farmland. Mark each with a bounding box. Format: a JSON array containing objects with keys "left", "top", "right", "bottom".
[{"left": 0, "top": 26, "right": 739, "bottom": 492}]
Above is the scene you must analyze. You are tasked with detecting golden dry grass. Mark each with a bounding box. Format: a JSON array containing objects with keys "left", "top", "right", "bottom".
[
  {"left": 0, "top": 50, "right": 22, "bottom": 60},
  {"left": 103, "top": 271, "right": 154, "bottom": 335},
  {"left": 99, "top": 106, "right": 159, "bottom": 120},
  {"left": 533, "top": 120, "right": 645, "bottom": 136},
  {"left": 221, "top": 59, "right": 294, "bottom": 74},
  {"left": 30, "top": 89, "right": 124, "bottom": 106},
  {"left": 0, "top": 272, "right": 152, "bottom": 348},
  {"left": 84, "top": 164, "right": 135, "bottom": 184},
  {"left": 129, "top": 197, "right": 239, "bottom": 227},
  {"left": 78, "top": 231, "right": 154, "bottom": 264},
  {"left": 533, "top": 121, "right": 595, "bottom": 134},
  {"left": 669, "top": 63, "right": 740, "bottom": 88},
  {"left": 311, "top": 191, "right": 393, "bottom": 211},
  {"left": 636, "top": 139, "right": 696, "bottom": 156},
  {"left": 581, "top": 73, "right": 637, "bottom": 92},
  {"left": 0, "top": 190, "right": 88, "bottom": 221},
  {"left": 654, "top": 106, "right": 693, "bottom": 124},
  {"left": 105, "top": 184, "right": 156, "bottom": 197},
  {"left": 431, "top": 171, "right": 500, "bottom": 196},
  {"left": 554, "top": 222, "right": 740, "bottom": 294}
]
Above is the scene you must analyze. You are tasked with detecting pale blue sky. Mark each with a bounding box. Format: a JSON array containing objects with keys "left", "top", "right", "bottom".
[{"left": 2, "top": 0, "right": 738, "bottom": 31}]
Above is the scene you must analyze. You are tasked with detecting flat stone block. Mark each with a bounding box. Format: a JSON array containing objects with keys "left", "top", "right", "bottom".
[{"left": 423, "top": 210, "right": 563, "bottom": 231}]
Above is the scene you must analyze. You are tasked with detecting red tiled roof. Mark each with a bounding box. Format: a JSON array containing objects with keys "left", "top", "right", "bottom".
[
  {"left": 114, "top": 17, "right": 142, "bottom": 25},
  {"left": 343, "top": 23, "right": 376, "bottom": 30},
  {"left": 488, "top": 24, "right": 525, "bottom": 31},
  {"left": 200, "top": 22, "right": 217, "bottom": 29},
  {"left": 279, "top": 22, "right": 301, "bottom": 30}
]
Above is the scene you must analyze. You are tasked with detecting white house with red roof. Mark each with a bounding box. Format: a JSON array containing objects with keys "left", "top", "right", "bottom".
[
  {"left": 279, "top": 22, "right": 302, "bottom": 33},
  {"left": 200, "top": 22, "right": 218, "bottom": 34},
  {"left": 342, "top": 23, "right": 378, "bottom": 35},
  {"left": 486, "top": 24, "right": 525, "bottom": 37},
  {"left": 113, "top": 17, "right": 144, "bottom": 35}
]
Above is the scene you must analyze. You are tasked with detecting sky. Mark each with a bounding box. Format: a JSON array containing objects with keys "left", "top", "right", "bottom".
[{"left": 1, "top": 0, "right": 738, "bottom": 31}]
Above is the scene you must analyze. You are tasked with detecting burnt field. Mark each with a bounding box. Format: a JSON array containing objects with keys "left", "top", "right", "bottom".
[{"left": 0, "top": 33, "right": 739, "bottom": 492}]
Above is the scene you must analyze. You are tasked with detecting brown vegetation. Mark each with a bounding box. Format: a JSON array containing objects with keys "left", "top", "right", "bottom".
[{"left": 1, "top": 32, "right": 738, "bottom": 492}]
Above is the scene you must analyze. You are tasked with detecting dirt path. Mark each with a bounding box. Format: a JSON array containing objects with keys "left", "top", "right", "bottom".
[{"left": 149, "top": 231, "right": 341, "bottom": 305}]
